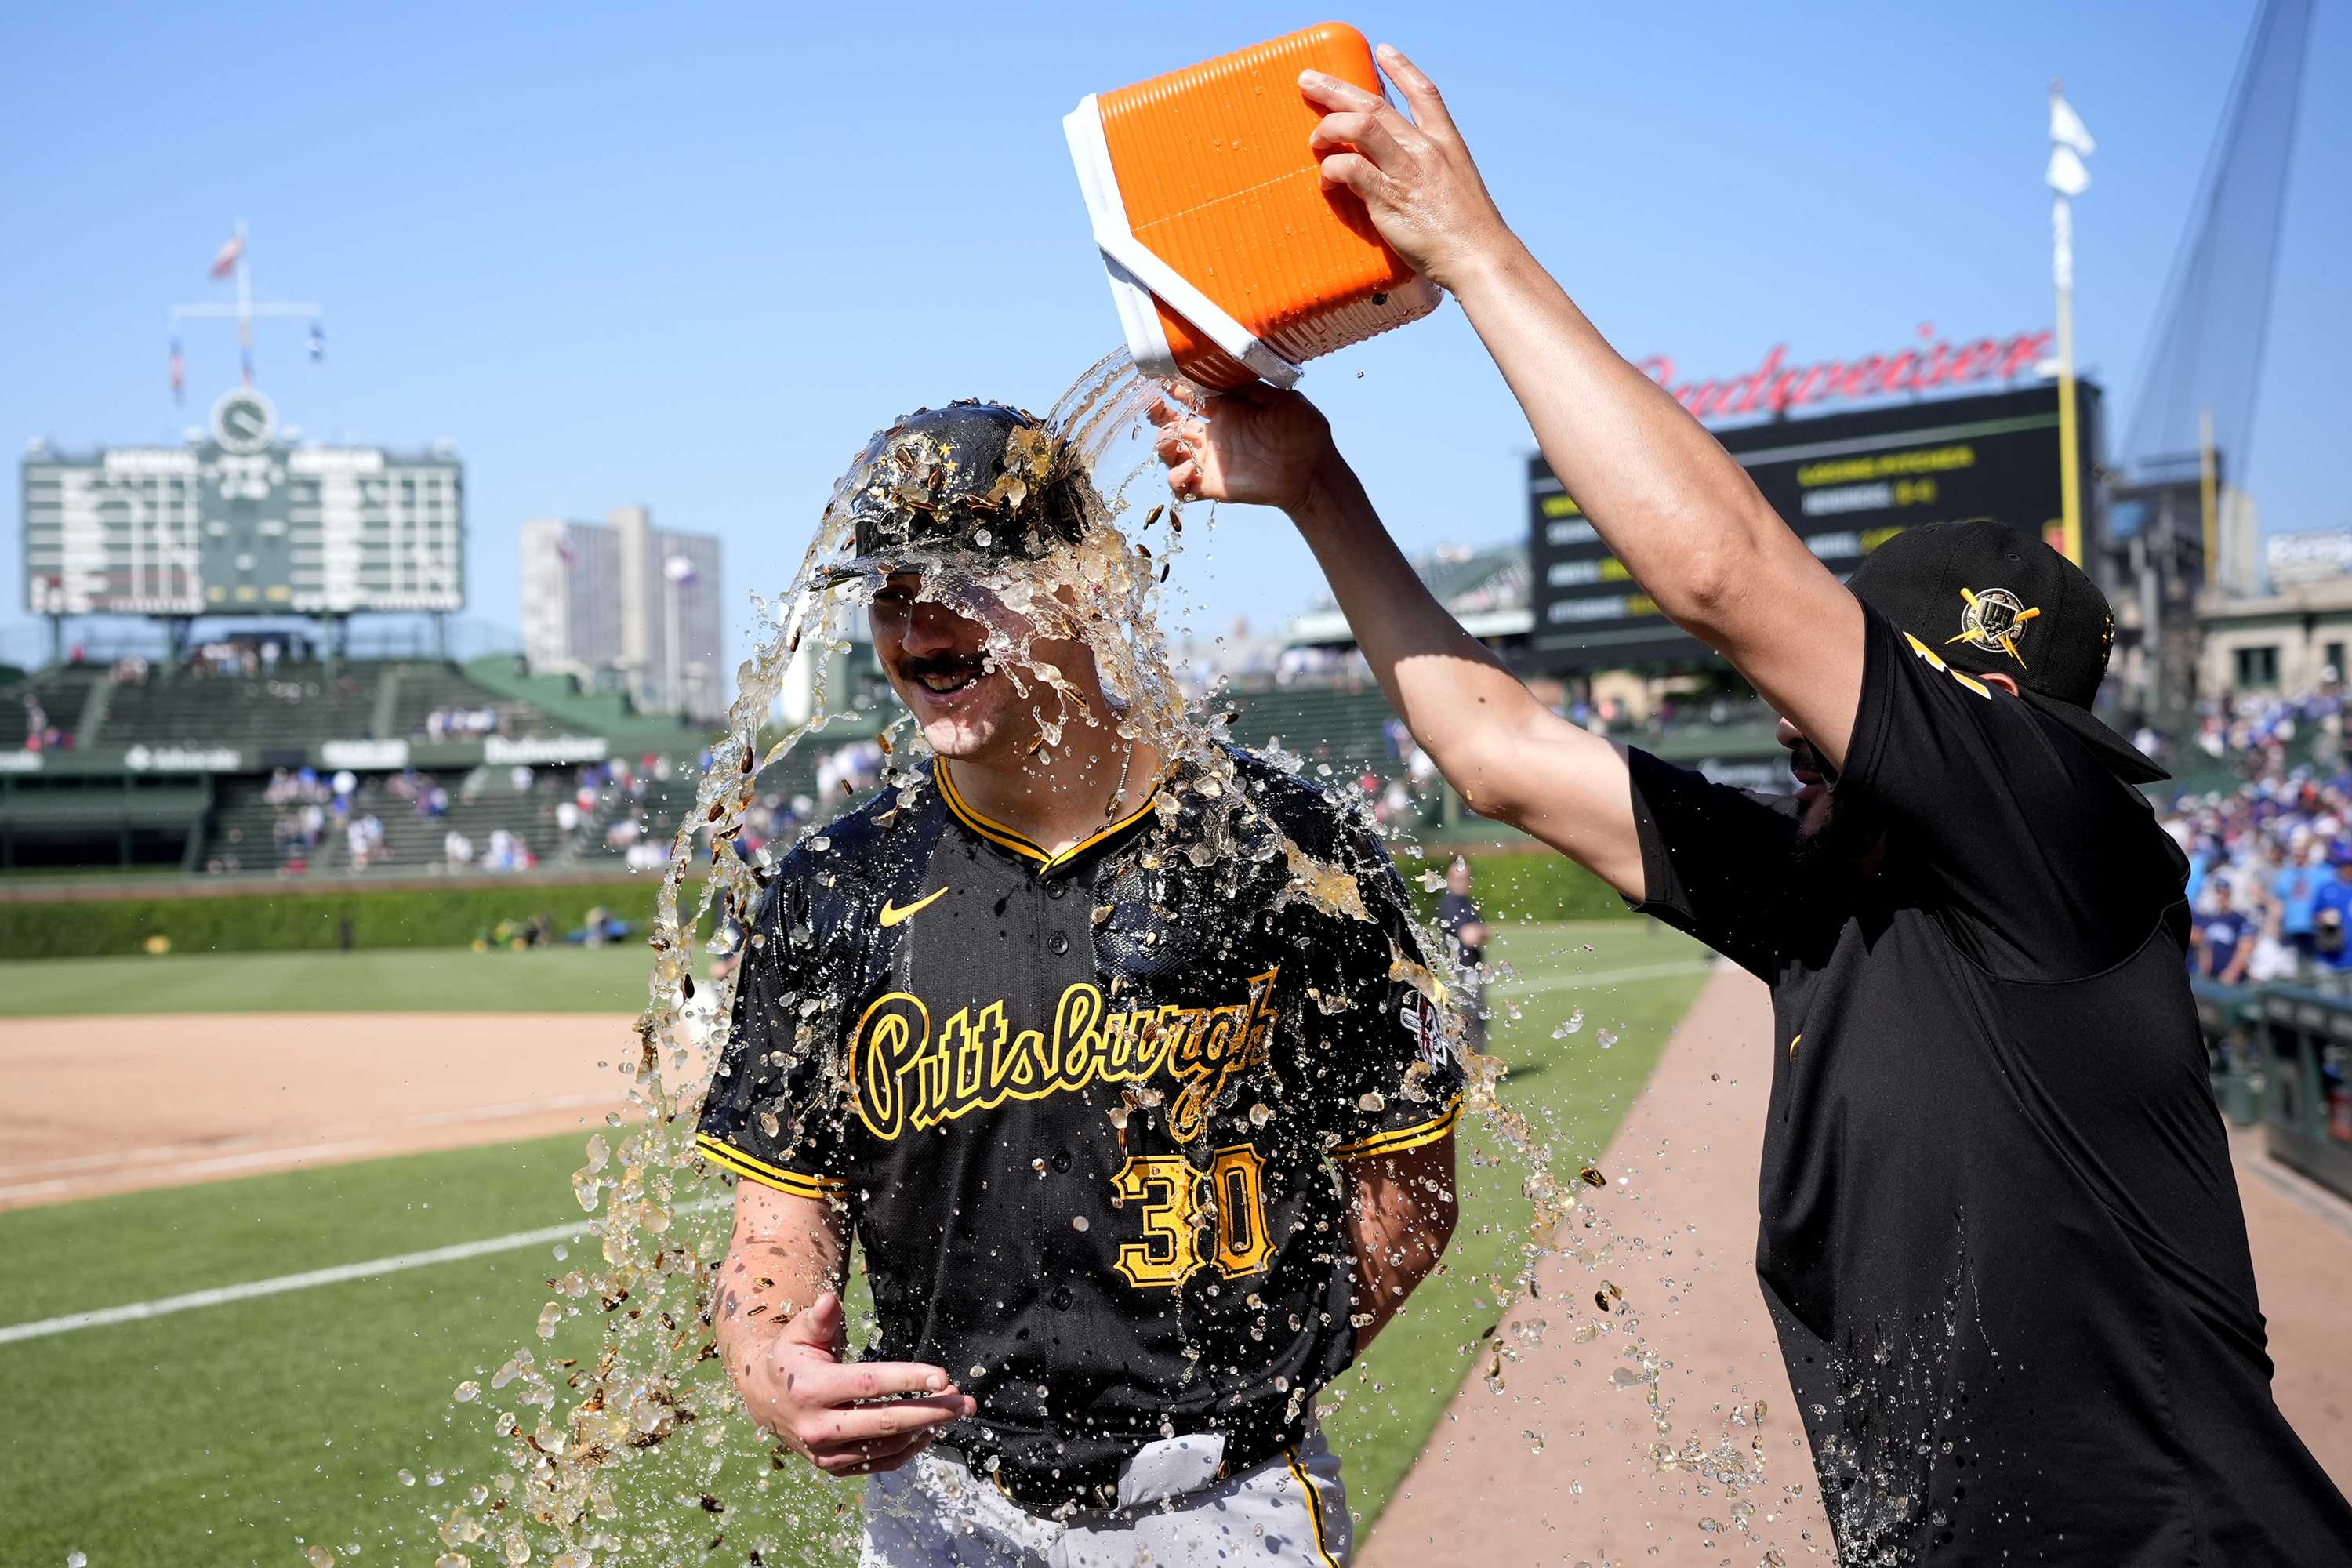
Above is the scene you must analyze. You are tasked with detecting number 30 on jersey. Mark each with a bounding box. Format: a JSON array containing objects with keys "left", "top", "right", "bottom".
[{"left": 1109, "top": 1145, "right": 1272, "bottom": 1290}]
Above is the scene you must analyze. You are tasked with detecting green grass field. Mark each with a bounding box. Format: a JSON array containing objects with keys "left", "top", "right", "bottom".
[
  {"left": 1, "top": 921, "right": 1709, "bottom": 1566},
  {"left": 0, "top": 946, "right": 656, "bottom": 1017}
]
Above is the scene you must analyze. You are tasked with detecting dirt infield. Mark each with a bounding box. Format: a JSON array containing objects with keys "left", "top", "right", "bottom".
[
  {"left": 0, "top": 1012, "right": 640, "bottom": 1210},
  {"left": 1363, "top": 964, "right": 2352, "bottom": 1566}
]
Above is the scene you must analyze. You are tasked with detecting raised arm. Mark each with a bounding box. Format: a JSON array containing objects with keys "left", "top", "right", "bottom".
[
  {"left": 713, "top": 1181, "right": 971, "bottom": 1477},
  {"left": 1154, "top": 389, "right": 1645, "bottom": 895},
  {"left": 1294, "top": 45, "right": 1865, "bottom": 771}
]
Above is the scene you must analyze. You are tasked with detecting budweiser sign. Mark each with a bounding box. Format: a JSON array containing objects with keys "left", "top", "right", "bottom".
[{"left": 1638, "top": 326, "right": 2054, "bottom": 423}]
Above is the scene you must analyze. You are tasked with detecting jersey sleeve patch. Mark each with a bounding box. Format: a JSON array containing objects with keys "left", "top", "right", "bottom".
[{"left": 694, "top": 1132, "right": 848, "bottom": 1200}]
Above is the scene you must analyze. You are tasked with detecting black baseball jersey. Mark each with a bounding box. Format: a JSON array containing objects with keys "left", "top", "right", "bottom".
[
  {"left": 1629, "top": 600, "right": 2352, "bottom": 1563},
  {"left": 698, "top": 746, "right": 1462, "bottom": 1511}
]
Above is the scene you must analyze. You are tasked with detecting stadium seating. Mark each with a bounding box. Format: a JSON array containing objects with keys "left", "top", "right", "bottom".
[
  {"left": 1221, "top": 683, "right": 1403, "bottom": 775},
  {"left": 2, "top": 666, "right": 107, "bottom": 747}
]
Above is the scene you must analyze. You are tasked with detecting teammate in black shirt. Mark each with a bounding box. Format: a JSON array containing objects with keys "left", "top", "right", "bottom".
[
  {"left": 1151, "top": 43, "right": 2352, "bottom": 1563},
  {"left": 700, "top": 402, "right": 1463, "bottom": 1563}
]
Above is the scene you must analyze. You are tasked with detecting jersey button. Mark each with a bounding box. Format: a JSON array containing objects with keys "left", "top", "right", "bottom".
[
  {"left": 1047, "top": 932, "right": 1069, "bottom": 956},
  {"left": 1046, "top": 882, "right": 1067, "bottom": 900},
  {"left": 1050, "top": 1283, "right": 1074, "bottom": 1311},
  {"left": 1051, "top": 1148, "right": 1071, "bottom": 1174}
]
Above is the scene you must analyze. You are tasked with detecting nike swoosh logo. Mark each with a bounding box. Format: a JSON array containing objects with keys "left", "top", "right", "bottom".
[{"left": 879, "top": 887, "right": 949, "bottom": 927}]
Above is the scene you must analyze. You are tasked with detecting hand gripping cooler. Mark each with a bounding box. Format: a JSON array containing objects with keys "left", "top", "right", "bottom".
[{"left": 1065, "top": 22, "right": 1442, "bottom": 390}]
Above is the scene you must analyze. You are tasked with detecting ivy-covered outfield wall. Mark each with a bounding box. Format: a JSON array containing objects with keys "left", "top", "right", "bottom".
[
  {"left": 0, "top": 878, "right": 681, "bottom": 960},
  {"left": 0, "top": 844, "right": 1635, "bottom": 960}
]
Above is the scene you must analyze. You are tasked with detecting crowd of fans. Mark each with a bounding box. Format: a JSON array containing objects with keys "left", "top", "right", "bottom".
[{"left": 2163, "top": 686, "right": 2352, "bottom": 988}]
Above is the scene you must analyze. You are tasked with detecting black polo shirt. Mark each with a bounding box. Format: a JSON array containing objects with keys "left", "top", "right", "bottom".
[
  {"left": 1628, "top": 601, "right": 2352, "bottom": 1563},
  {"left": 698, "top": 747, "right": 1462, "bottom": 1511}
]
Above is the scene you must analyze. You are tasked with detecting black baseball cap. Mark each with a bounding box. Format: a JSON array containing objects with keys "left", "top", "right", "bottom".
[
  {"left": 1846, "top": 518, "right": 2169, "bottom": 784},
  {"left": 818, "top": 401, "right": 1095, "bottom": 586}
]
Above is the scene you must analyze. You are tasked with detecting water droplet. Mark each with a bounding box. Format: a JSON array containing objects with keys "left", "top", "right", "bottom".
[
  {"left": 67, "top": 1554, "right": 89, "bottom": 1568},
  {"left": 1596, "top": 1028, "right": 1617, "bottom": 1050},
  {"left": 452, "top": 1381, "right": 481, "bottom": 1404},
  {"left": 397, "top": 1468, "right": 417, "bottom": 1487},
  {"left": 1071, "top": 1214, "right": 1090, "bottom": 1232},
  {"left": 308, "top": 1548, "right": 337, "bottom": 1568},
  {"left": 1552, "top": 1009, "right": 1584, "bottom": 1038}
]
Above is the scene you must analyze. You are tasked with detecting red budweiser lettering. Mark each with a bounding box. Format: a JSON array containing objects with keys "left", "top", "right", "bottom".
[{"left": 1638, "top": 325, "right": 2053, "bottom": 422}]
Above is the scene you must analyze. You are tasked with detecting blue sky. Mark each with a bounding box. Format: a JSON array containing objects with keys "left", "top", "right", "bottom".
[{"left": 2, "top": 1, "right": 2344, "bottom": 670}]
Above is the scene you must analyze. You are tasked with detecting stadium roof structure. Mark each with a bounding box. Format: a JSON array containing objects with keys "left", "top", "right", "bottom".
[{"left": 1283, "top": 541, "right": 1530, "bottom": 648}]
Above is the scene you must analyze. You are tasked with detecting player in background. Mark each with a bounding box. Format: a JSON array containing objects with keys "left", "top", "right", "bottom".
[
  {"left": 1150, "top": 44, "right": 2352, "bottom": 1565},
  {"left": 1432, "top": 858, "right": 1488, "bottom": 1053},
  {"left": 699, "top": 402, "right": 1462, "bottom": 1566}
]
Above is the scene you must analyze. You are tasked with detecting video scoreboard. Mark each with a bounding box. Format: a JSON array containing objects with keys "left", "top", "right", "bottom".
[
  {"left": 20, "top": 387, "right": 463, "bottom": 617},
  {"left": 1526, "top": 382, "right": 2100, "bottom": 668}
]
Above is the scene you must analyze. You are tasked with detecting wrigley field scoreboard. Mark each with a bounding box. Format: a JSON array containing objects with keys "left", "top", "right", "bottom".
[
  {"left": 1526, "top": 382, "right": 2100, "bottom": 669},
  {"left": 20, "top": 387, "right": 463, "bottom": 617}
]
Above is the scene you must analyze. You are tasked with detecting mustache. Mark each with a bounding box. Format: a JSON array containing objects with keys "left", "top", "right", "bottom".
[{"left": 898, "top": 651, "right": 986, "bottom": 682}]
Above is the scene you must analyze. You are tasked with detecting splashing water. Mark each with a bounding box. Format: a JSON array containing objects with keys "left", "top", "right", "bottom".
[{"left": 405, "top": 350, "right": 1771, "bottom": 1564}]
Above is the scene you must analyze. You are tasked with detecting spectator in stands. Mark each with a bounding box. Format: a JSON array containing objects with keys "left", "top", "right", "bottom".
[
  {"left": 2312, "top": 851, "right": 2352, "bottom": 971},
  {"left": 2246, "top": 902, "right": 2302, "bottom": 985},
  {"left": 2274, "top": 838, "right": 2325, "bottom": 964},
  {"left": 2192, "top": 882, "right": 2255, "bottom": 984},
  {"left": 444, "top": 828, "right": 475, "bottom": 869}
]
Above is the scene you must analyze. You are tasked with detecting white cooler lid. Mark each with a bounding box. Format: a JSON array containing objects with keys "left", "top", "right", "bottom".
[{"left": 1062, "top": 94, "right": 1304, "bottom": 390}]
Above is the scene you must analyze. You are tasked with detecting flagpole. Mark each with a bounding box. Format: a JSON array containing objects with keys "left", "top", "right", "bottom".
[
  {"left": 2053, "top": 189, "right": 2083, "bottom": 566},
  {"left": 234, "top": 219, "right": 254, "bottom": 386},
  {"left": 2046, "top": 77, "right": 2089, "bottom": 568}
]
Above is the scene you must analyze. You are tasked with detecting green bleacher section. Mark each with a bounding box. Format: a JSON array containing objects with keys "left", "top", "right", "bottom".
[
  {"left": 1222, "top": 684, "right": 1399, "bottom": 772},
  {"left": 2, "top": 666, "right": 107, "bottom": 747},
  {"left": 203, "top": 768, "right": 592, "bottom": 875},
  {"left": 85, "top": 659, "right": 587, "bottom": 751},
  {"left": 96, "top": 663, "right": 383, "bottom": 750}
]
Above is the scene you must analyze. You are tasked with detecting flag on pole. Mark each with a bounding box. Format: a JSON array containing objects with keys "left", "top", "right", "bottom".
[
  {"left": 169, "top": 337, "right": 185, "bottom": 405},
  {"left": 2046, "top": 144, "right": 2092, "bottom": 197},
  {"left": 209, "top": 230, "right": 245, "bottom": 279},
  {"left": 2046, "top": 85, "right": 2094, "bottom": 195},
  {"left": 2049, "top": 93, "right": 2096, "bottom": 157}
]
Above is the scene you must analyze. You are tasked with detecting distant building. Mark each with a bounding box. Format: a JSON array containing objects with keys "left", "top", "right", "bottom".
[
  {"left": 521, "top": 505, "right": 724, "bottom": 719},
  {"left": 2199, "top": 533, "right": 2352, "bottom": 696}
]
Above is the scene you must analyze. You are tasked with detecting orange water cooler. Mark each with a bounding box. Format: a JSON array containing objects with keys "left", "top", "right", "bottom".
[{"left": 1065, "top": 22, "right": 1442, "bottom": 390}]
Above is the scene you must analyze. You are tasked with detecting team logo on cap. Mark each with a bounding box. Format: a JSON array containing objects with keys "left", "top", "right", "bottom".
[{"left": 1947, "top": 586, "right": 2041, "bottom": 668}]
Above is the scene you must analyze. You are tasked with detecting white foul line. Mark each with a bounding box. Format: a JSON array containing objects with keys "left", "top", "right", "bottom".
[{"left": 0, "top": 1196, "right": 729, "bottom": 1348}]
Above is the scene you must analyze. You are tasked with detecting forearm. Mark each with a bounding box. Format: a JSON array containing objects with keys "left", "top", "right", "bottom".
[
  {"left": 713, "top": 1189, "right": 849, "bottom": 1423},
  {"left": 1342, "top": 1141, "right": 1459, "bottom": 1351},
  {"left": 1446, "top": 241, "right": 1798, "bottom": 637},
  {"left": 1287, "top": 458, "right": 1559, "bottom": 815}
]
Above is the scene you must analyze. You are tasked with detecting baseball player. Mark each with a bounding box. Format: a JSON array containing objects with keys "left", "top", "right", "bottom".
[
  {"left": 1150, "top": 45, "right": 2352, "bottom": 1564},
  {"left": 697, "top": 402, "right": 1463, "bottom": 1566}
]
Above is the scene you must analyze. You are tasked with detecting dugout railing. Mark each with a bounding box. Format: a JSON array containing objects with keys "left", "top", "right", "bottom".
[{"left": 2194, "top": 976, "right": 2352, "bottom": 1203}]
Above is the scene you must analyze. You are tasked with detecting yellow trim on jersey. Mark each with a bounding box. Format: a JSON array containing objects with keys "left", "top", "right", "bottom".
[
  {"left": 694, "top": 1133, "right": 847, "bottom": 1200},
  {"left": 1284, "top": 1446, "right": 1343, "bottom": 1568},
  {"left": 1900, "top": 631, "right": 1993, "bottom": 699},
  {"left": 1329, "top": 1094, "right": 1464, "bottom": 1163},
  {"left": 933, "top": 757, "right": 1163, "bottom": 873}
]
